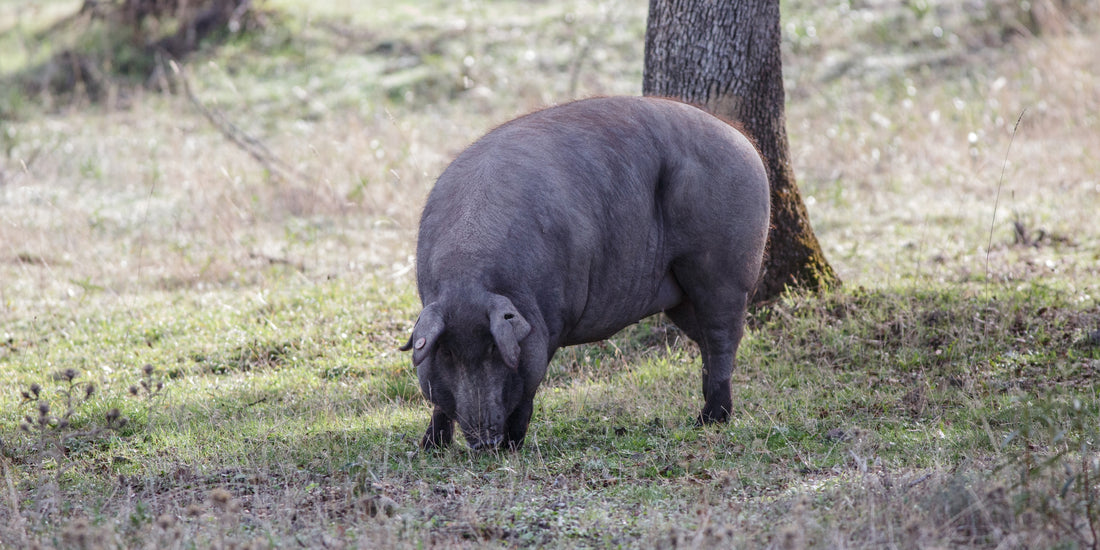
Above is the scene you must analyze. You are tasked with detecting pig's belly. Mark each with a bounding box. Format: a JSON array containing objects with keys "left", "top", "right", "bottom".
[{"left": 560, "top": 271, "right": 683, "bottom": 346}]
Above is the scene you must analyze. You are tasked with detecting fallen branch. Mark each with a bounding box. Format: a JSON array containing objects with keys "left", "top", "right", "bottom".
[
  {"left": 167, "top": 57, "right": 308, "bottom": 186},
  {"left": 907, "top": 472, "right": 934, "bottom": 489}
]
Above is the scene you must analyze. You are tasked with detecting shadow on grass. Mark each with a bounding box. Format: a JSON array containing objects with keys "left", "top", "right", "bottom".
[{"left": 3, "top": 283, "right": 1099, "bottom": 548}]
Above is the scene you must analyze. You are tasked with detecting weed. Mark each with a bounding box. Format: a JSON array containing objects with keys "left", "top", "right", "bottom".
[
  {"left": 14, "top": 368, "right": 128, "bottom": 519},
  {"left": 128, "top": 363, "right": 166, "bottom": 400}
]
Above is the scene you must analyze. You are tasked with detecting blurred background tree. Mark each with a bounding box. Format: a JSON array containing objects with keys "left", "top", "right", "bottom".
[
  {"left": 13, "top": 0, "right": 265, "bottom": 103},
  {"left": 80, "top": 0, "right": 258, "bottom": 58}
]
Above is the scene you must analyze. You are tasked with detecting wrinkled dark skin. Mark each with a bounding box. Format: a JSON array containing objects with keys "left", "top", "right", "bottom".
[{"left": 401, "top": 97, "right": 770, "bottom": 451}]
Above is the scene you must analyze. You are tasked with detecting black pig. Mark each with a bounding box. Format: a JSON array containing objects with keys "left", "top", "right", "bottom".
[{"left": 401, "top": 96, "right": 770, "bottom": 450}]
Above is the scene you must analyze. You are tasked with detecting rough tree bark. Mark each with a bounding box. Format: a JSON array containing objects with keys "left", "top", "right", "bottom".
[{"left": 643, "top": 0, "right": 838, "bottom": 302}]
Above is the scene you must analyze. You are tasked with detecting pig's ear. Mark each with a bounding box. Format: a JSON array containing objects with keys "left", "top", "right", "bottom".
[
  {"left": 401, "top": 303, "right": 444, "bottom": 366},
  {"left": 489, "top": 295, "right": 532, "bottom": 370}
]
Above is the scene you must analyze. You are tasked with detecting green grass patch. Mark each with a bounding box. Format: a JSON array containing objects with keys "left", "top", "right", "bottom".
[{"left": 3, "top": 278, "right": 1099, "bottom": 547}]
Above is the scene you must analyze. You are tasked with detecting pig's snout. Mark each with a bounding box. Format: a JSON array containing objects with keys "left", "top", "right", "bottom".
[{"left": 467, "top": 432, "right": 505, "bottom": 451}]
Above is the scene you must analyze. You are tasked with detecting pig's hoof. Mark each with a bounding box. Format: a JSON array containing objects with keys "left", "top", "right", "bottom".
[
  {"left": 421, "top": 431, "right": 452, "bottom": 451},
  {"left": 695, "top": 409, "right": 730, "bottom": 426}
]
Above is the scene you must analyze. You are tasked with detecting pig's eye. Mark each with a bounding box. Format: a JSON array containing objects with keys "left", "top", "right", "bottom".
[{"left": 487, "top": 343, "right": 496, "bottom": 357}]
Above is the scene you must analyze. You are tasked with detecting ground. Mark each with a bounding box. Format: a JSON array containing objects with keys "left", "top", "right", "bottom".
[{"left": 0, "top": 0, "right": 1098, "bottom": 548}]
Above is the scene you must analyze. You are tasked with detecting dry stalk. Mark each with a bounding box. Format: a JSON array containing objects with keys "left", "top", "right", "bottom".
[{"left": 984, "top": 109, "right": 1026, "bottom": 276}]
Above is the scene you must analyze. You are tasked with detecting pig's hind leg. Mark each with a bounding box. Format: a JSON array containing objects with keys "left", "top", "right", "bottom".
[{"left": 665, "top": 262, "right": 752, "bottom": 425}]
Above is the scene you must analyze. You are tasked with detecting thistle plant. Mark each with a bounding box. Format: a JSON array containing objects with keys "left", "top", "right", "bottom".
[
  {"left": 129, "top": 363, "right": 166, "bottom": 400},
  {"left": 17, "top": 368, "right": 128, "bottom": 516},
  {"left": 19, "top": 368, "right": 128, "bottom": 448}
]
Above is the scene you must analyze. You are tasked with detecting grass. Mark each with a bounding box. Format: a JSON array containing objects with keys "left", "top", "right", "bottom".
[
  {"left": 2, "top": 0, "right": 1100, "bottom": 547},
  {"left": 2, "top": 282, "right": 1097, "bottom": 547}
]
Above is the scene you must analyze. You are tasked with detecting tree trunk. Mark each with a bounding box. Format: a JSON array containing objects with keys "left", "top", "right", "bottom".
[{"left": 643, "top": 0, "right": 838, "bottom": 302}]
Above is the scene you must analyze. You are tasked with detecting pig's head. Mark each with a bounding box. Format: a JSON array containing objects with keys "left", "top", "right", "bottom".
[{"left": 401, "top": 293, "right": 532, "bottom": 450}]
